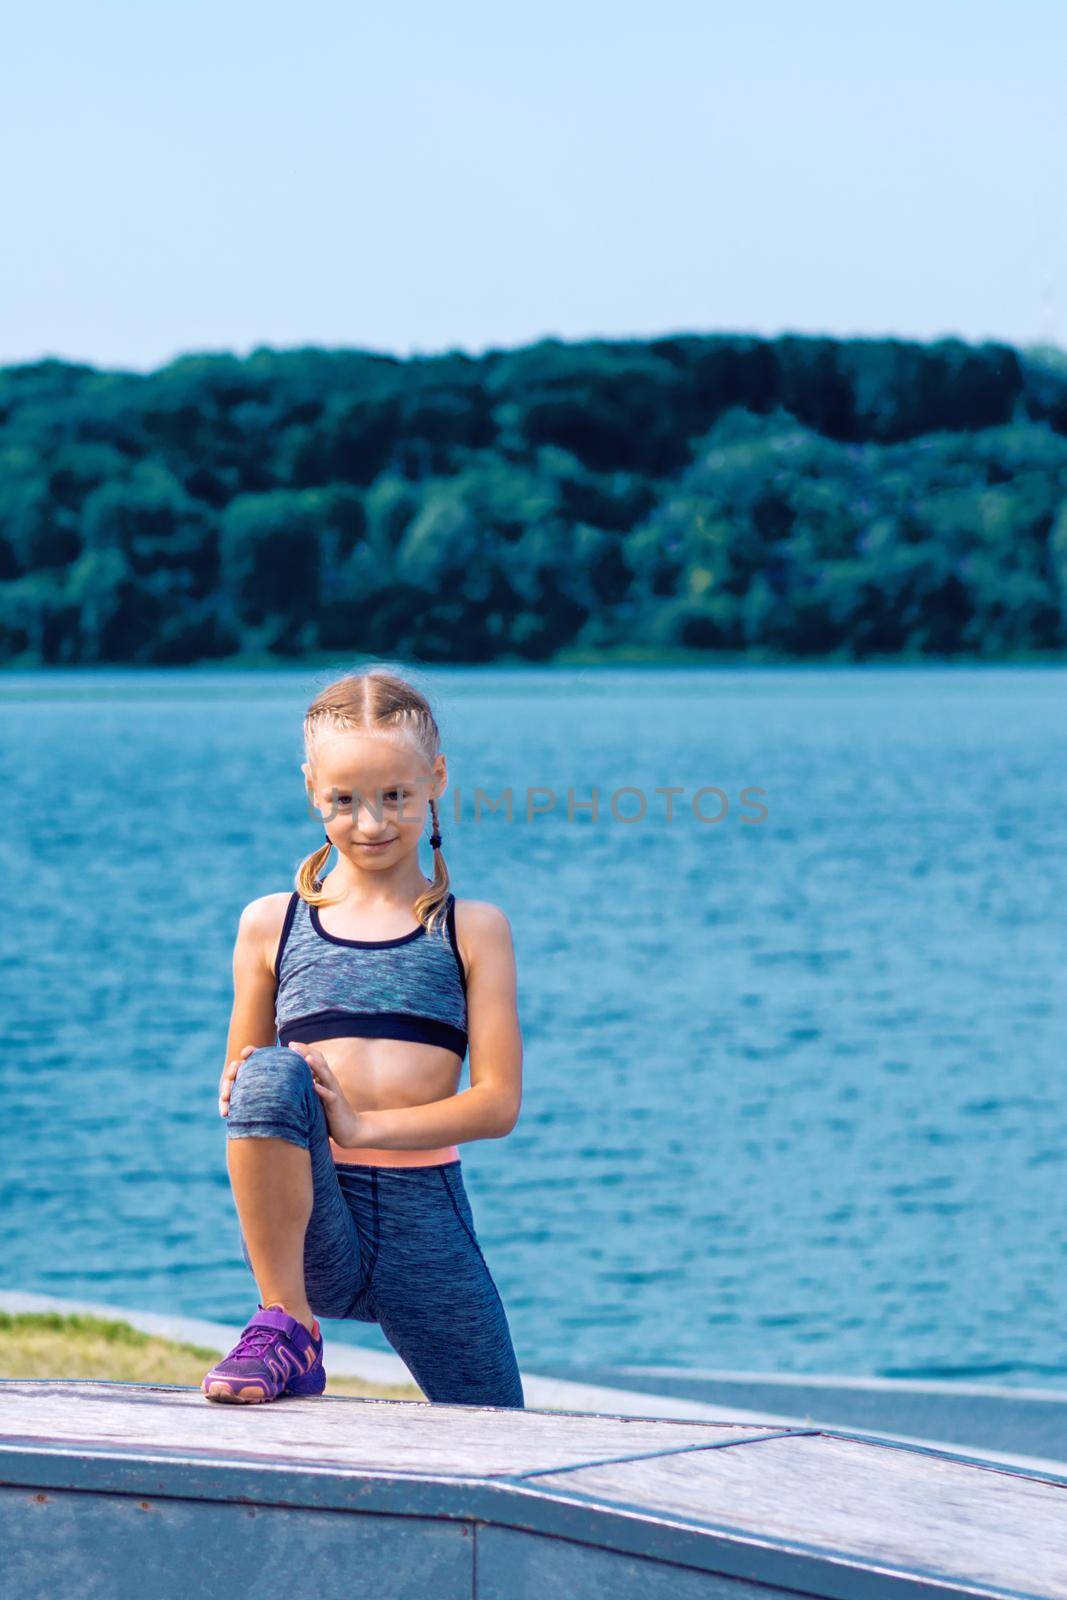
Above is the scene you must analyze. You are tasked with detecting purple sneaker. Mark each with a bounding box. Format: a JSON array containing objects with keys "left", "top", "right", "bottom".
[{"left": 201, "top": 1304, "right": 325, "bottom": 1403}]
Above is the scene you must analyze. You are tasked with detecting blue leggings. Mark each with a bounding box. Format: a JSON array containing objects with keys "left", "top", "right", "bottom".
[{"left": 225, "top": 1045, "right": 525, "bottom": 1409}]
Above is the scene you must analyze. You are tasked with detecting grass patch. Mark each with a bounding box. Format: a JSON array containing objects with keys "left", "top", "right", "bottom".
[{"left": 0, "top": 1311, "right": 423, "bottom": 1400}]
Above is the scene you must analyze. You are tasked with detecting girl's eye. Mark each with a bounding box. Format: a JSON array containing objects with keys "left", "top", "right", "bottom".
[{"left": 330, "top": 791, "right": 410, "bottom": 803}]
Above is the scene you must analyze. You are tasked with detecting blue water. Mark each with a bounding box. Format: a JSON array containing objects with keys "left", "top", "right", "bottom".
[{"left": 1, "top": 664, "right": 1065, "bottom": 1384}]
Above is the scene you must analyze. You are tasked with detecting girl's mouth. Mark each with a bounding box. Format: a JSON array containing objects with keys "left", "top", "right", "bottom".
[{"left": 356, "top": 839, "right": 396, "bottom": 850}]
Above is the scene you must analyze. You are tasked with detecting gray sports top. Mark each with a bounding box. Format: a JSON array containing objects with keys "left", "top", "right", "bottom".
[{"left": 274, "top": 890, "right": 469, "bottom": 1061}]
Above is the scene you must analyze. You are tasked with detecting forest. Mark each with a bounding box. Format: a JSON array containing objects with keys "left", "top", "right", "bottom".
[{"left": 2, "top": 331, "right": 1067, "bottom": 664}]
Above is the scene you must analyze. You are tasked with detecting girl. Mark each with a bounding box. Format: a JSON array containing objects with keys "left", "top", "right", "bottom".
[{"left": 201, "top": 666, "right": 526, "bottom": 1409}]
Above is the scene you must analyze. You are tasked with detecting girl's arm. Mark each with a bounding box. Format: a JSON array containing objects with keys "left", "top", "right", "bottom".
[
  {"left": 218, "top": 895, "right": 290, "bottom": 1116},
  {"left": 294, "top": 901, "right": 523, "bottom": 1148}
]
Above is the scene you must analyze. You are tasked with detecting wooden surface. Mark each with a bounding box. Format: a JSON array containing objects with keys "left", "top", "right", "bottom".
[
  {"left": 3, "top": 1381, "right": 1067, "bottom": 1599},
  {"left": 0, "top": 1381, "right": 766, "bottom": 1474},
  {"left": 530, "top": 1430, "right": 1067, "bottom": 1596}
]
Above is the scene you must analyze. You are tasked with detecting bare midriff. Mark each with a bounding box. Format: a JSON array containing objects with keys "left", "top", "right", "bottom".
[{"left": 311, "top": 1035, "right": 463, "bottom": 1168}]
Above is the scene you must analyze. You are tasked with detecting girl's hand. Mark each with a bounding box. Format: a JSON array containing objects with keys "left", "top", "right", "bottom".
[
  {"left": 218, "top": 1045, "right": 256, "bottom": 1117},
  {"left": 286, "top": 1041, "right": 362, "bottom": 1147}
]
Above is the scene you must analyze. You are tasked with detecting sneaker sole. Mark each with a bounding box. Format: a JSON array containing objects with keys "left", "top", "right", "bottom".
[
  {"left": 202, "top": 1378, "right": 276, "bottom": 1403},
  {"left": 201, "top": 1367, "right": 326, "bottom": 1404}
]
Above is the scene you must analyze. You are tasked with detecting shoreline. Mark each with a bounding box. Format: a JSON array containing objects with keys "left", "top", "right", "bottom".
[
  {"left": 2, "top": 645, "right": 1067, "bottom": 675},
  {"left": 4, "top": 1290, "right": 1066, "bottom": 1478}
]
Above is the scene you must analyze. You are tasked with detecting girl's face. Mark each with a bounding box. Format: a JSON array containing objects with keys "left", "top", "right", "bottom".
[{"left": 303, "top": 733, "right": 445, "bottom": 867}]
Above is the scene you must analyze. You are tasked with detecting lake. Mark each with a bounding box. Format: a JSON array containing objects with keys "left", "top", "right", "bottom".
[{"left": 1, "top": 663, "right": 1064, "bottom": 1384}]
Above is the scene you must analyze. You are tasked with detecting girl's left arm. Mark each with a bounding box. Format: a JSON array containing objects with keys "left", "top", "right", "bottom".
[{"left": 294, "top": 901, "right": 523, "bottom": 1149}]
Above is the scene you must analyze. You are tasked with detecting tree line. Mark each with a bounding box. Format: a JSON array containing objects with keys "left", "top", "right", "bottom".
[{"left": 2, "top": 332, "right": 1067, "bottom": 664}]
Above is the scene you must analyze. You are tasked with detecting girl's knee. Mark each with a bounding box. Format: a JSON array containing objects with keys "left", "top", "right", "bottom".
[
  {"left": 227, "top": 1044, "right": 314, "bottom": 1123},
  {"left": 236, "top": 1044, "right": 311, "bottom": 1083}
]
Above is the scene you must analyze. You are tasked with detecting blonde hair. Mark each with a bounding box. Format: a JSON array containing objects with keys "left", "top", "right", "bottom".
[{"left": 296, "top": 664, "right": 451, "bottom": 936}]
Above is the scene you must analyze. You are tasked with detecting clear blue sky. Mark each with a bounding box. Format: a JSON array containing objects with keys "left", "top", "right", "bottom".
[{"left": 2, "top": 0, "right": 1064, "bottom": 371}]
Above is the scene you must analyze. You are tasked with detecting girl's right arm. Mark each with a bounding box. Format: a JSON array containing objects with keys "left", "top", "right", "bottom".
[{"left": 216, "top": 894, "right": 289, "bottom": 1118}]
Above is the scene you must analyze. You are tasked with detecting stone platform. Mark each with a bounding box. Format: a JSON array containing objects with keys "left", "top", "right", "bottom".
[{"left": 2, "top": 1380, "right": 1066, "bottom": 1597}]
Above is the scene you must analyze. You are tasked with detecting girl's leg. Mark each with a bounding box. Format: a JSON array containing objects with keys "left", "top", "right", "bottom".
[
  {"left": 366, "top": 1162, "right": 525, "bottom": 1409},
  {"left": 225, "top": 1044, "right": 366, "bottom": 1322},
  {"left": 227, "top": 1138, "right": 314, "bottom": 1327}
]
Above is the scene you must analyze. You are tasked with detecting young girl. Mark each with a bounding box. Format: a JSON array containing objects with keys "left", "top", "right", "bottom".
[{"left": 201, "top": 666, "right": 525, "bottom": 1409}]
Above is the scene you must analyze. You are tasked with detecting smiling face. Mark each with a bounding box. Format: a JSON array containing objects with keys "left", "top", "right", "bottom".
[{"left": 302, "top": 731, "right": 445, "bottom": 869}]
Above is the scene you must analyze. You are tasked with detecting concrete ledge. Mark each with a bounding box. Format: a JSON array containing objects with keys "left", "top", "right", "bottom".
[
  {"left": 531, "top": 1358, "right": 1067, "bottom": 1475},
  {"left": 6, "top": 1291, "right": 1067, "bottom": 1480}
]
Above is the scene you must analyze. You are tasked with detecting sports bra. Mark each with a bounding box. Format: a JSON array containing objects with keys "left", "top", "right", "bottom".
[{"left": 274, "top": 890, "right": 469, "bottom": 1060}]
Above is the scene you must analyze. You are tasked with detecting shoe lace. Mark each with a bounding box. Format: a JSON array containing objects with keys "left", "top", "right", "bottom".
[{"left": 232, "top": 1321, "right": 287, "bottom": 1360}]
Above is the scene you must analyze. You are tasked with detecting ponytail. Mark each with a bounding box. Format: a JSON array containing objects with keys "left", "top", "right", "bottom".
[
  {"left": 412, "top": 794, "right": 451, "bottom": 937},
  {"left": 294, "top": 839, "right": 346, "bottom": 907}
]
